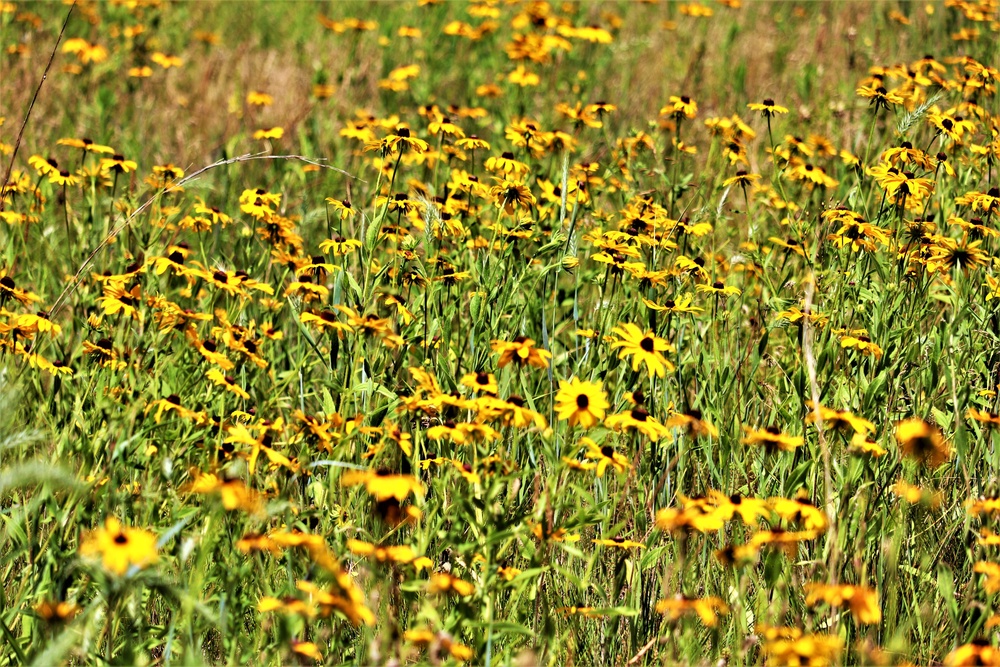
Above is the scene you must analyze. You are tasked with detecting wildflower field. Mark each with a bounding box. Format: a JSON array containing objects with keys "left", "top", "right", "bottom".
[{"left": 2, "top": 0, "right": 1000, "bottom": 665}]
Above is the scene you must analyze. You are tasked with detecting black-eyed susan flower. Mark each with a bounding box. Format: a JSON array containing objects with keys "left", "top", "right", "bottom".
[
  {"left": 34, "top": 599, "right": 80, "bottom": 625},
  {"left": 81, "top": 338, "right": 124, "bottom": 369},
  {"left": 291, "top": 641, "right": 322, "bottom": 661},
  {"left": 742, "top": 425, "right": 804, "bottom": 453},
  {"left": 655, "top": 506, "right": 724, "bottom": 534},
  {"left": 299, "top": 309, "right": 351, "bottom": 335},
  {"left": 749, "top": 528, "right": 823, "bottom": 557},
  {"left": 593, "top": 536, "right": 645, "bottom": 549},
  {"left": 605, "top": 407, "right": 671, "bottom": 441},
  {"left": 490, "top": 179, "right": 536, "bottom": 215},
  {"left": 722, "top": 170, "right": 761, "bottom": 189},
  {"left": 849, "top": 432, "right": 887, "bottom": 457},
  {"left": 747, "top": 98, "right": 789, "bottom": 118},
  {"left": 508, "top": 65, "right": 540, "bottom": 87},
  {"left": 150, "top": 52, "right": 183, "bottom": 68},
  {"left": 79, "top": 517, "right": 158, "bottom": 576},
  {"left": 896, "top": 418, "right": 951, "bottom": 467},
  {"left": 496, "top": 395, "right": 548, "bottom": 429},
  {"left": 804, "top": 402, "right": 874, "bottom": 434},
  {"left": 969, "top": 408, "right": 1000, "bottom": 427},
  {"left": 661, "top": 95, "right": 698, "bottom": 120},
  {"left": 665, "top": 410, "right": 718, "bottom": 438},
  {"left": 839, "top": 332, "right": 883, "bottom": 359},
  {"left": 341, "top": 468, "right": 424, "bottom": 501},
  {"left": 609, "top": 323, "right": 675, "bottom": 377},
  {"left": 253, "top": 127, "right": 284, "bottom": 140},
  {"left": 484, "top": 151, "right": 530, "bottom": 178},
  {"left": 893, "top": 479, "right": 943, "bottom": 508},
  {"left": 770, "top": 493, "right": 828, "bottom": 531},
  {"left": 246, "top": 90, "right": 273, "bottom": 106},
  {"left": 428, "top": 572, "right": 475, "bottom": 596},
  {"left": 804, "top": 582, "right": 881, "bottom": 625},
  {"left": 706, "top": 491, "right": 770, "bottom": 524},
  {"left": 582, "top": 437, "right": 631, "bottom": 476},
  {"left": 323, "top": 198, "right": 359, "bottom": 225},
  {"left": 347, "top": 539, "right": 431, "bottom": 570},
  {"left": 555, "top": 377, "right": 608, "bottom": 428},
  {"left": 456, "top": 135, "right": 491, "bottom": 151},
  {"left": 530, "top": 521, "right": 581, "bottom": 543},
  {"left": 491, "top": 336, "right": 551, "bottom": 369},
  {"left": 763, "top": 631, "right": 842, "bottom": 666},
  {"left": 460, "top": 370, "right": 498, "bottom": 395},
  {"left": 976, "top": 562, "right": 1000, "bottom": 594},
  {"left": 656, "top": 595, "right": 728, "bottom": 627},
  {"left": 426, "top": 420, "right": 500, "bottom": 445},
  {"left": 642, "top": 295, "right": 704, "bottom": 315},
  {"left": 99, "top": 154, "right": 138, "bottom": 175},
  {"left": 194, "top": 338, "right": 234, "bottom": 370},
  {"left": 186, "top": 471, "right": 261, "bottom": 513},
  {"left": 696, "top": 280, "right": 741, "bottom": 297},
  {"left": 944, "top": 640, "right": 1000, "bottom": 667},
  {"left": 856, "top": 84, "right": 903, "bottom": 111},
  {"left": 206, "top": 368, "right": 250, "bottom": 400},
  {"left": 146, "top": 394, "right": 203, "bottom": 424},
  {"left": 96, "top": 283, "right": 142, "bottom": 321},
  {"left": 48, "top": 170, "right": 78, "bottom": 187},
  {"left": 404, "top": 628, "right": 474, "bottom": 662}
]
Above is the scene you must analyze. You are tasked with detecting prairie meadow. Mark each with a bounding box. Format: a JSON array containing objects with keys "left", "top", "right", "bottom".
[{"left": 1, "top": 0, "right": 1000, "bottom": 665}]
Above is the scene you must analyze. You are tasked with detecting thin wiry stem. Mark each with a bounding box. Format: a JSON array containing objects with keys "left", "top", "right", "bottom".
[{"left": 0, "top": 2, "right": 75, "bottom": 213}]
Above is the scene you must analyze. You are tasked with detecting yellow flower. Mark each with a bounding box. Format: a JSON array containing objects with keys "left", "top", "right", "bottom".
[
  {"left": 490, "top": 179, "right": 536, "bottom": 215},
  {"left": 347, "top": 538, "right": 424, "bottom": 566},
  {"left": 895, "top": 418, "right": 951, "bottom": 467},
  {"left": 186, "top": 471, "right": 261, "bottom": 513},
  {"left": 555, "top": 377, "right": 609, "bottom": 428},
  {"left": 99, "top": 154, "right": 138, "bottom": 174},
  {"left": 79, "top": 517, "right": 158, "bottom": 575},
  {"left": 582, "top": 437, "right": 631, "bottom": 476},
  {"left": 491, "top": 336, "right": 551, "bottom": 369},
  {"left": 508, "top": 65, "right": 540, "bottom": 87},
  {"left": 696, "top": 280, "right": 741, "bottom": 297},
  {"left": 764, "top": 631, "right": 842, "bottom": 666},
  {"left": 661, "top": 95, "right": 698, "bottom": 120},
  {"left": 609, "top": 323, "right": 675, "bottom": 377},
  {"left": 253, "top": 127, "right": 284, "bottom": 140},
  {"left": 206, "top": 368, "right": 250, "bottom": 400},
  {"left": 593, "top": 536, "right": 645, "bottom": 549},
  {"left": 605, "top": 407, "right": 671, "bottom": 441},
  {"left": 944, "top": 641, "right": 1000, "bottom": 667},
  {"left": 742, "top": 425, "right": 804, "bottom": 453},
  {"left": 804, "top": 582, "right": 881, "bottom": 624},
  {"left": 341, "top": 468, "right": 424, "bottom": 501},
  {"left": 460, "top": 370, "right": 498, "bottom": 395},
  {"left": 246, "top": 91, "right": 273, "bottom": 106},
  {"left": 291, "top": 641, "right": 322, "bottom": 661},
  {"left": 747, "top": 98, "right": 789, "bottom": 118},
  {"left": 428, "top": 572, "right": 475, "bottom": 596},
  {"left": 839, "top": 333, "right": 883, "bottom": 358},
  {"left": 656, "top": 595, "right": 728, "bottom": 626}
]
